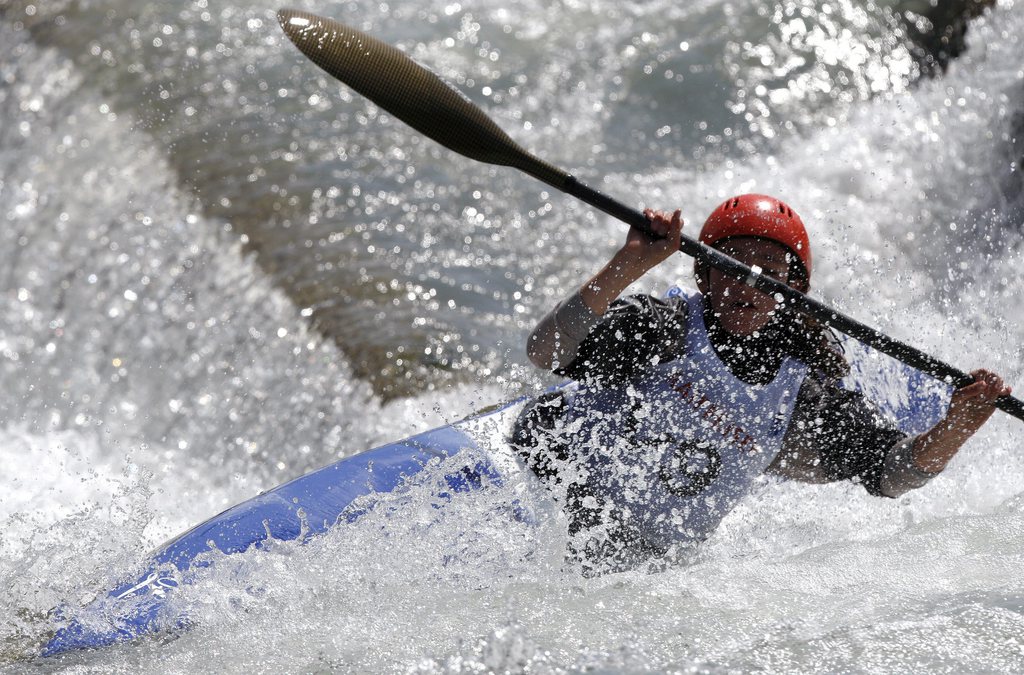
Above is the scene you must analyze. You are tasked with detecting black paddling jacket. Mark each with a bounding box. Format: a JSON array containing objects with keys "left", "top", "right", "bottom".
[{"left": 518, "top": 293, "right": 910, "bottom": 497}]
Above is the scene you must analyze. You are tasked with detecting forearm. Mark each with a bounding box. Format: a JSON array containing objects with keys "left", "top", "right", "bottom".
[
  {"left": 526, "top": 249, "right": 649, "bottom": 370},
  {"left": 908, "top": 415, "right": 980, "bottom": 474},
  {"left": 878, "top": 422, "right": 975, "bottom": 498},
  {"left": 578, "top": 248, "right": 649, "bottom": 316},
  {"left": 908, "top": 369, "right": 1010, "bottom": 476},
  {"left": 879, "top": 436, "right": 937, "bottom": 497},
  {"left": 883, "top": 370, "right": 1008, "bottom": 495}
]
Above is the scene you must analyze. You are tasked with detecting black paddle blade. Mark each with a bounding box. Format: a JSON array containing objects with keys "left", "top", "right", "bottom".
[{"left": 277, "top": 9, "right": 569, "bottom": 189}]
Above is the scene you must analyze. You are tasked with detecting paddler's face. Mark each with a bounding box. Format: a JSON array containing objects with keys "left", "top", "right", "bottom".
[{"left": 706, "top": 237, "right": 794, "bottom": 336}]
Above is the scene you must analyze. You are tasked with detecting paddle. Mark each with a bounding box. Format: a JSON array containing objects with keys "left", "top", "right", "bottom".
[{"left": 276, "top": 8, "right": 1023, "bottom": 422}]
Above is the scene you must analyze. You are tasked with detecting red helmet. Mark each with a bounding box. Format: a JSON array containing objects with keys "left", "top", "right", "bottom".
[{"left": 698, "top": 194, "right": 811, "bottom": 286}]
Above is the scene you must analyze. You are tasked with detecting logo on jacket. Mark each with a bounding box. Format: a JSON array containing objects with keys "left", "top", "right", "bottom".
[
  {"left": 666, "top": 375, "right": 759, "bottom": 454},
  {"left": 657, "top": 438, "right": 723, "bottom": 497}
]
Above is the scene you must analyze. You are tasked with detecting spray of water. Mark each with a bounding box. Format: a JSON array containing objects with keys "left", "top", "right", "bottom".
[{"left": 1, "top": 0, "right": 1023, "bottom": 672}]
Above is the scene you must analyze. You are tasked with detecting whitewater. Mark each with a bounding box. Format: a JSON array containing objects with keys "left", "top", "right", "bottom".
[{"left": 1, "top": 0, "right": 1022, "bottom": 672}]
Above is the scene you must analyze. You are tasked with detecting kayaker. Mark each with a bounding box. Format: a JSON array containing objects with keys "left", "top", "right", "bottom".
[{"left": 517, "top": 193, "right": 1010, "bottom": 574}]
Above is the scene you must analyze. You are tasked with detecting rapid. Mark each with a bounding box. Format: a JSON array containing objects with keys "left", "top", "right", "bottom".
[{"left": 1, "top": 0, "right": 1023, "bottom": 672}]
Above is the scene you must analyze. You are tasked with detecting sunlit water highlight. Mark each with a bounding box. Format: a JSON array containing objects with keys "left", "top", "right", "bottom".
[{"left": 1, "top": 0, "right": 1023, "bottom": 672}]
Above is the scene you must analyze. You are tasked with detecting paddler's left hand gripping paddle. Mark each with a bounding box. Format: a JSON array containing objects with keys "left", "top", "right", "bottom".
[{"left": 276, "top": 9, "right": 1024, "bottom": 422}]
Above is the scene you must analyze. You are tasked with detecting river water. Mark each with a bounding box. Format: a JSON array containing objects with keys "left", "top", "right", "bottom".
[{"left": 1, "top": 0, "right": 1023, "bottom": 672}]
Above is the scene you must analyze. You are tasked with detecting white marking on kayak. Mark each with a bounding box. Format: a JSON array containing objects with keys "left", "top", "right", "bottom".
[
  {"left": 288, "top": 17, "right": 310, "bottom": 27},
  {"left": 113, "top": 571, "right": 178, "bottom": 600}
]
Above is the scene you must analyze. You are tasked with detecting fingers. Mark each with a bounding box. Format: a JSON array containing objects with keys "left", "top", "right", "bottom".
[
  {"left": 971, "top": 369, "right": 1011, "bottom": 398},
  {"left": 957, "top": 369, "right": 1012, "bottom": 406},
  {"left": 643, "top": 208, "right": 684, "bottom": 240},
  {"left": 945, "top": 370, "right": 1008, "bottom": 431}
]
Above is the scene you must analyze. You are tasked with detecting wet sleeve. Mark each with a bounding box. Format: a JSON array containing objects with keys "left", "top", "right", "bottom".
[
  {"left": 782, "top": 376, "right": 910, "bottom": 497},
  {"left": 554, "top": 294, "right": 687, "bottom": 383},
  {"left": 878, "top": 436, "right": 942, "bottom": 497},
  {"left": 526, "top": 291, "right": 603, "bottom": 371}
]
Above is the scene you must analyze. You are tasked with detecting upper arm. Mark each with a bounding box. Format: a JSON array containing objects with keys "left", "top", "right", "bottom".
[{"left": 779, "top": 376, "right": 907, "bottom": 496}]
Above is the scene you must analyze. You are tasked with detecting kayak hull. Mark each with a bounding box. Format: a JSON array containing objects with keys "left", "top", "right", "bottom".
[{"left": 42, "top": 399, "right": 529, "bottom": 656}]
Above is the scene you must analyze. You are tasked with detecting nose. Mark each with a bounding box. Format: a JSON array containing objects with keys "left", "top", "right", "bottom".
[{"left": 720, "top": 276, "right": 774, "bottom": 304}]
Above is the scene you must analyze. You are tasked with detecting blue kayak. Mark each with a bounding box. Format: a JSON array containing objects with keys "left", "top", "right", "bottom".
[
  {"left": 42, "top": 336, "right": 951, "bottom": 657},
  {"left": 42, "top": 397, "right": 535, "bottom": 657}
]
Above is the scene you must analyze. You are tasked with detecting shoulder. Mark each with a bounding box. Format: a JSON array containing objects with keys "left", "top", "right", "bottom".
[
  {"left": 588, "top": 292, "right": 691, "bottom": 342},
  {"left": 556, "top": 291, "right": 690, "bottom": 382}
]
